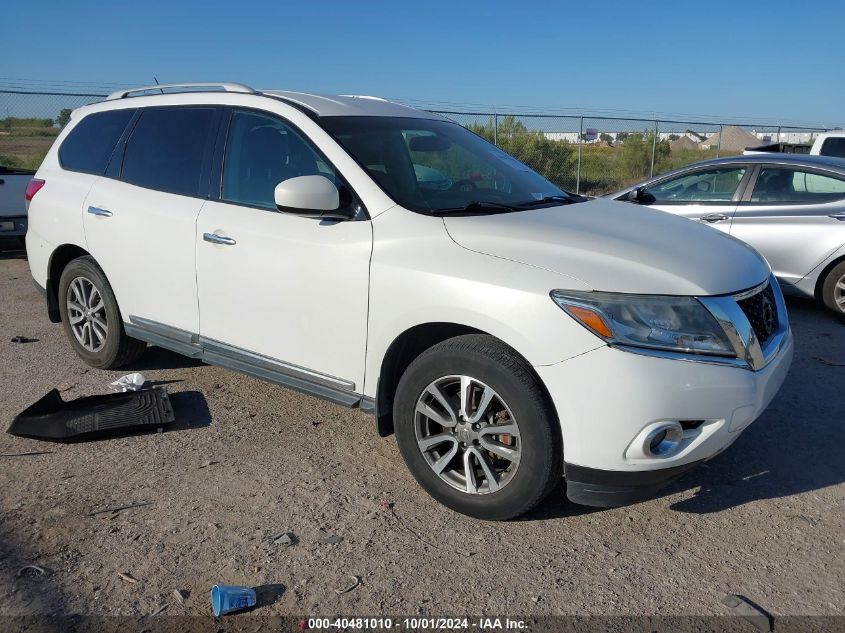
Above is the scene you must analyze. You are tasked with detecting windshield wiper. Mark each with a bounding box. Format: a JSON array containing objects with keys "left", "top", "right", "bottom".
[
  {"left": 511, "top": 194, "right": 587, "bottom": 208},
  {"left": 431, "top": 201, "right": 522, "bottom": 216}
]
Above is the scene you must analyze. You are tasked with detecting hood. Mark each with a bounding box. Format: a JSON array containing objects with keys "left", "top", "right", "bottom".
[{"left": 443, "top": 198, "right": 769, "bottom": 296}]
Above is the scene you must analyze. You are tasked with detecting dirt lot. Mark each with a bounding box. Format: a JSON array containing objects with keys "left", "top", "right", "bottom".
[{"left": 0, "top": 241, "right": 843, "bottom": 625}]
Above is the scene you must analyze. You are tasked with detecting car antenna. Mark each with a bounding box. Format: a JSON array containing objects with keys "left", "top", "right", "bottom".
[{"left": 153, "top": 77, "right": 164, "bottom": 94}]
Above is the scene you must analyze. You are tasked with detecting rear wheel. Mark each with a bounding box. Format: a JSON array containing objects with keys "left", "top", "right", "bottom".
[
  {"left": 821, "top": 261, "right": 845, "bottom": 316},
  {"left": 58, "top": 256, "right": 146, "bottom": 369},
  {"left": 394, "top": 334, "right": 561, "bottom": 520}
]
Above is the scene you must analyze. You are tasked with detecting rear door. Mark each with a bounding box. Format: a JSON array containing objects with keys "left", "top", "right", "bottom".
[
  {"left": 640, "top": 164, "right": 751, "bottom": 232},
  {"left": 730, "top": 165, "right": 845, "bottom": 283},
  {"left": 84, "top": 106, "right": 221, "bottom": 333}
]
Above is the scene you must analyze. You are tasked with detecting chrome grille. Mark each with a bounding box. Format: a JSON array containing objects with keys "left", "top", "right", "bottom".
[{"left": 736, "top": 283, "right": 778, "bottom": 345}]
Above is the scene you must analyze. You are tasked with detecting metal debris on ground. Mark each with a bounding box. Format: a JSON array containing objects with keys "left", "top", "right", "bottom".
[
  {"left": 317, "top": 534, "right": 344, "bottom": 545},
  {"left": 10, "top": 336, "right": 38, "bottom": 343},
  {"left": 109, "top": 372, "right": 147, "bottom": 393},
  {"left": 16, "top": 565, "right": 46, "bottom": 578},
  {"left": 198, "top": 460, "right": 218, "bottom": 469},
  {"left": 334, "top": 575, "right": 360, "bottom": 595},
  {"left": 271, "top": 531, "right": 296, "bottom": 546},
  {"left": 118, "top": 572, "right": 138, "bottom": 584},
  {"left": 814, "top": 356, "right": 845, "bottom": 367},
  {"left": 89, "top": 502, "right": 151, "bottom": 517},
  {"left": 0, "top": 451, "right": 53, "bottom": 457},
  {"left": 173, "top": 589, "right": 189, "bottom": 604},
  {"left": 721, "top": 594, "right": 774, "bottom": 632}
]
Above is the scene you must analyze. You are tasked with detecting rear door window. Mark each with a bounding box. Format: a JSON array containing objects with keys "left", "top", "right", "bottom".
[
  {"left": 121, "top": 108, "right": 217, "bottom": 197},
  {"left": 751, "top": 167, "right": 845, "bottom": 203},
  {"left": 59, "top": 109, "right": 135, "bottom": 174}
]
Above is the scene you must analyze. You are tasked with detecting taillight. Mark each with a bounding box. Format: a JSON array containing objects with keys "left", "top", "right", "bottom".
[{"left": 25, "top": 178, "right": 46, "bottom": 202}]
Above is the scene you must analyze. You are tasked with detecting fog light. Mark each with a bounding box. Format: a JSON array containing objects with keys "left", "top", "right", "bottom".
[{"left": 643, "top": 423, "right": 683, "bottom": 457}]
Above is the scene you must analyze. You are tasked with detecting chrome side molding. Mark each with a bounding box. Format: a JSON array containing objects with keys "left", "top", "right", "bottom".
[{"left": 125, "top": 315, "right": 363, "bottom": 406}]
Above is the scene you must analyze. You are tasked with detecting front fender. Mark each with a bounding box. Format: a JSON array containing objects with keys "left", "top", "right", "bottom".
[{"left": 363, "top": 207, "right": 602, "bottom": 397}]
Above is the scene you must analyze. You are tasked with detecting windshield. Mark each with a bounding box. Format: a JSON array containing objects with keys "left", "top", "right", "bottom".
[{"left": 321, "top": 116, "right": 575, "bottom": 213}]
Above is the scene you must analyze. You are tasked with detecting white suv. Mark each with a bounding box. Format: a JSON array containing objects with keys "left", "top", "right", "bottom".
[{"left": 26, "top": 83, "right": 793, "bottom": 519}]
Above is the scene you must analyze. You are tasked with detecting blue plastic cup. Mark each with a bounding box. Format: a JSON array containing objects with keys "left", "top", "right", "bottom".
[{"left": 211, "top": 584, "right": 257, "bottom": 616}]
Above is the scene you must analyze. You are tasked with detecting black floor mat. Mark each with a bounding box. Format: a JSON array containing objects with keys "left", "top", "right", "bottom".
[{"left": 7, "top": 387, "right": 175, "bottom": 441}]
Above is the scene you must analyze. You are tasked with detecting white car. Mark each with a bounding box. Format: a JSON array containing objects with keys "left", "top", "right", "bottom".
[{"left": 26, "top": 83, "right": 793, "bottom": 519}]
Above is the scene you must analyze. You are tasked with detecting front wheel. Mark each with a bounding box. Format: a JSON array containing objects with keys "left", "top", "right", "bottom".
[
  {"left": 394, "top": 334, "right": 561, "bottom": 520},
  {"left": 821, "top": 261, "right": 845, "bottom": 316},
  {"left": 58, "top": 256, "right": 146, "bottom": 369}
]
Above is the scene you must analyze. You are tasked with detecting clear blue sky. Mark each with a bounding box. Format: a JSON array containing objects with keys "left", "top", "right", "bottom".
[{"left": 3, "top": 0, "right": 843, "bottom": 126}]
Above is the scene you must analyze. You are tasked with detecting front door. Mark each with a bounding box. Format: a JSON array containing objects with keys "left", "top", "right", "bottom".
[
  {"left": 642, "top": 165, "right": 750, "bottom": 232},
  {"left": 195, "top": 109, "right": 372, "bottom": 392}
]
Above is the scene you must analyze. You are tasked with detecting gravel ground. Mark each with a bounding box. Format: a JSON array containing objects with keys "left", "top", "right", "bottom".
[{"left": 0, "top": 240, "right": 843, "bottom": 623}]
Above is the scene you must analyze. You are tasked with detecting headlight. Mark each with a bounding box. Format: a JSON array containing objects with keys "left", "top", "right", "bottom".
[{"left": 551, "top": 290, "right": 735, "bottom": 357}]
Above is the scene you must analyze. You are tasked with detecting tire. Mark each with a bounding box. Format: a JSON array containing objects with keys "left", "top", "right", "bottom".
[
  {"left": 821, "top": 260, "right": 845, "bottom": 316},
  {"left": 58, "top": 256, "right": 146, "bottom": 369},
  {"left": 393, "top": 334, "right": 561, "bottom": 520}
]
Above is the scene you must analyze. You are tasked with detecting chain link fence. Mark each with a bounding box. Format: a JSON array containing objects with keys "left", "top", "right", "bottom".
[
  {"left": 0, "top": 90, "right": 105, "bottom": 170},
  {"left": 0, "top": 90, "right": 834, "bottom": 195},
  {"left": 434, "top": 111, "right": 832, "bottom": 195}
]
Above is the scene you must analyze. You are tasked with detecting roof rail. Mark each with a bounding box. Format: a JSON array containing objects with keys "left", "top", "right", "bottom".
[{"left": 106, "top": 82, "right": 257, "bottom": 100}]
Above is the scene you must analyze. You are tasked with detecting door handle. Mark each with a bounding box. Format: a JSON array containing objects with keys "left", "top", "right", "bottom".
[
  {"left": 87, "top": 206, "right": 113, "bottom": 217},
  {"left": 829, "top": 212, "right": 845, "bottom": 221},
  {"left": 700, "top": 213, "right": 729, "bottom": 223},
  {"left": 203, "top": 232, "right": 236, "bottom": 246}
]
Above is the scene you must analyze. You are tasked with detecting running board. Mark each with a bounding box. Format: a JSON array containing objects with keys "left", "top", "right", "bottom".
[{"left": 125, "top": 316, "right": 367, "bottom": 409}]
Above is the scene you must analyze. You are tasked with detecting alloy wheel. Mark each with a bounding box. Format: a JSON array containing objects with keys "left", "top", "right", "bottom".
[
  {"left": 414, "top": 375, "right": 521, "bottom": 494},
  {"left": 66, "top": 276, "right": 109, "bottom": 352},
  {"left": 835, "top": 272, "right": 845, "bottom": 313}
]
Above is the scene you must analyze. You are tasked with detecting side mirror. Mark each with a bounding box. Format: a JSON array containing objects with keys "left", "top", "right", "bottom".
[
  {"left": 274, "top": 175, "right": 354, "bottom": 220},
  {"left": 627, "top": 186, "right": 655, "bottom": 204}
]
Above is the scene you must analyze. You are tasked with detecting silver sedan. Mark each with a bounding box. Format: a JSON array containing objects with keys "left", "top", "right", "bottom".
[{"left": 610, "top": 154, "right": 845, "bottom": 316}]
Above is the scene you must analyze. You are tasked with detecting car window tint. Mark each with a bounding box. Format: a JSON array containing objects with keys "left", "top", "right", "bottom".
[
  {"left": 645, "top": 167, "right": 747, "bottom": 203},
  {"left": 121, "top": 108, "right": 216, "bottom": 196},
  {"left": 222, "top": 110, "right": 336, "bottom": 209},
  {"left": 58, "top": 109, "right": 135, "bottom": 175},
  {"left": 751, "top": 167, "right": 845, "bottom": 203},
  {"left": 820, "top": 138, "right": 845, "bottom": 159}
]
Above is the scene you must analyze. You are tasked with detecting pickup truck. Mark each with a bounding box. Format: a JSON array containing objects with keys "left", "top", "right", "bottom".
[
  {"left": 0, "top": 165, "right": 34, "bottom": 247},
  {"left": 811, "top": 132, "right": 845, "bottom": 159}
]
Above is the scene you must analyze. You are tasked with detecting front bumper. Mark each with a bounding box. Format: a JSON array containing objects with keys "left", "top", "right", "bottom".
[
  {"left": 0, "top": 215, "right": 27, "bottom": 237},
  {"left": 564, "top": 460, "right": 703, "bottom": 507},
  {"left": 535, "top": 327, "right": 793, "bottom": 507}
]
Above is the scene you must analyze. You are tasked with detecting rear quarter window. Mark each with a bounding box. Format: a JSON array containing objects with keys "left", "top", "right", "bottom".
[{"left": 58, "top": 109, "right": 136, "bottom": 174}]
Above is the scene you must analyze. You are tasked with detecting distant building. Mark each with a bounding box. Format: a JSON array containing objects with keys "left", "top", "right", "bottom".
[{"left": 543, "top": 130, "right": 711, "bottom": 144}]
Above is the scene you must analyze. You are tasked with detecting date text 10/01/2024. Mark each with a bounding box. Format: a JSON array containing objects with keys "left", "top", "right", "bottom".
[{"left": 306, "top": 617, "right": 528, "bottom": 630}]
